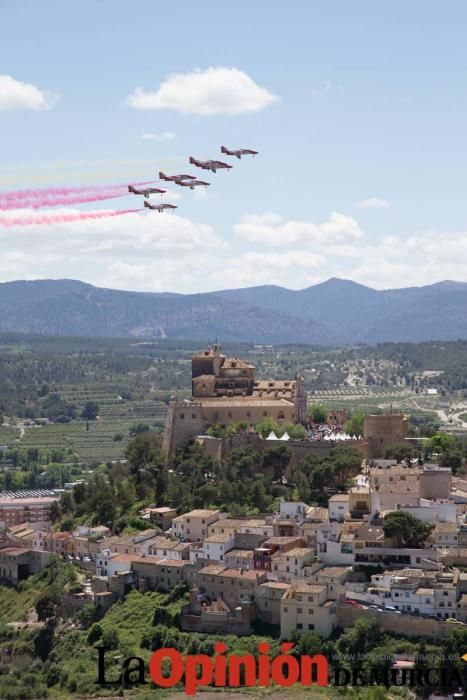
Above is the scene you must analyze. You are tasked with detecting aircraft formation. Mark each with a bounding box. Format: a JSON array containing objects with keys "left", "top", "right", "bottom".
[
  {"left": 129, "top": 145, "right": 258, "bottom": 213},
  {"left": 0, "top": 145, "right": 257, "bottom": 227}
]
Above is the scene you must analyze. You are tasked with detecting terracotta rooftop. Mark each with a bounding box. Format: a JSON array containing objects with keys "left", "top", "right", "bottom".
[
  {"left": 213, "top": 518, "right": 270, "bottom": 529},
  {"left": 286, "top": 583, "right": 327, "bottom": 595},
  {"left": 275, "top": 547, "right": 313, "bottom": 558},
  {"left": 311, "top": 566, "right": 352, "bottom": 578},
  {"left": 174, "top": 509, "right": 220, "bottom": 519},
  {"left": 263, "top": 536, "right": 303, "bottom": 546},
  {"left": 199, "top": 397, "right": 294, "bottom": 407},
  {"left": 225, "top": 549, "right": 254, "bottom": 558},
  {"left": 198, "top": 565, "right": 265, "bottom": 580},
  {"left": 415, "top": 587, "right": 435, "bottom": 596},
  {"left": 0, "top": 547, "right": 31, "bottom": 556},
  {"left": 205, "top": 533, "right": 234, "bottom": 543}
]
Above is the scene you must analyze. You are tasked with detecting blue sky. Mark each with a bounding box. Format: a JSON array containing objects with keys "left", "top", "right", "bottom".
[{"left": 0, "top": 1, "right": 466, "bottom": 292}]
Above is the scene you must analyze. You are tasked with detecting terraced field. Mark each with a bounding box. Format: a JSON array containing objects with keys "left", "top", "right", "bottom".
[
  {"left": 0, "top": 386, "right": 171, "bottom": 463},
  {"left": 308, "top": 387, "right": 416, "bottom": 412}
]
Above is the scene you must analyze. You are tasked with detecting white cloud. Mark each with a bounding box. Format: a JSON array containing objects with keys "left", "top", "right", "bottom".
[
  {"left": 126, "top": 67, "right": 279, "bottom": 115},
  {"left": 207, "top": 250, "right": 324, "bottom": 289},
  {"left": 357, "top": 197, "right": 389, "bottom": 209},
  {"left": 235, "top": 212, "right": 363, "bottom": 247},
  {"left": 141, "top": 131, "right": 176, "bottom": 141},
  {"left": 0, "top": 74, "right": 58, "bottom": 112},
  {"left": 0, "top": 208, "right": 225, "bottom": 277},
  {"left": 1, "top": 206, "right": 467, "bottom": 293}
]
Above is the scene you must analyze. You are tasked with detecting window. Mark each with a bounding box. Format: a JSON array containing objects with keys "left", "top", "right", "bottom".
[
  {"left": 308, "top": 624, "right": 314, "bottom": 630},
  {"left": 297, "top": 607, "right": 303, "bottom": 613},
  {"left": 297, "top": 623, "right": 303, "bottom": 630},
  {"left": 283, "top": 607, "right": 288, "bottom": 613},
  {"left": 192, "top": 414, "right": 196, "bottom": 419},
  {"left": 180, "top": 413, "right": 185, "bottom": 419},
  {"left": 308, "top": 608, "right": 314, "bottom": 614}
]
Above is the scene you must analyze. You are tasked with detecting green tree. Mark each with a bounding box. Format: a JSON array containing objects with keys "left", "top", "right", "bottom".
[
  {"left": 262, "top": 444, "right": 291, "bottom": 481},
  {"left": 308, "top": 403, "right": 327, "bottom": 423},
  {"left": 125, "top": 431, "right": 164, "bottom": 477},
  {"left": 35, "top": 590, "right": 59, "bottom": 621},
  {"left": 49, "top": 500, "right": 61, "bottom": 524},
  {"left": 383, "top": 511, "right": 433, "bottom": 548},
  {"left": 87, "top": 623, "right": 103, "bottom": 644},
  {"left": 383, "top": 441, "right": 415, "bottom": 465},
  {"left": 255, "top": 416, "right": 280, "bottom": 437},
  {"left": 430, "top": 431, "right": 456, "bottom": 453},
  {"left": 344, "top": 411, "right": 365, "bottom": 437},
  {"left": 206, "top": 423, "right": 227, "bottom": 438},
  {"left": 226, "top": 421, "right": 249, "bottom": 435},
  {"left": 280, "top": 422, "right": 306, "bottom": 439},
  {"left": 81, "top": 401, "right": 99, "bottom": 421}
]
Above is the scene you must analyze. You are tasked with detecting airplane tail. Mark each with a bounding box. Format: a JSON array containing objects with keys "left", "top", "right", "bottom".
[
  {"left": 144, "top": 200, "right": 150, "bottom": 208},
  {"left": 128, "top": 185, "right": 134, "bottom": 192},
  {"left": 189, "top": 156, "right": 196, "bottom": 165},
  {"left": 221, "top": 146, "right": 227, "bottom": 154},
  {"left": 159, "top": 171, "right": 165, "bottom": 180}
]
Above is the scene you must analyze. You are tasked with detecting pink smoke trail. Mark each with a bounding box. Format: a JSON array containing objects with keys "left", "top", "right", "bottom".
[
  {"left": 0, "top": 182, "right": 155, "bottom": 210},
  {"left": 0, "top": 189, "right": 128, "bottom": 210},
  {"left": 0, "top": 208, "right": 142, "bottom": 228}
]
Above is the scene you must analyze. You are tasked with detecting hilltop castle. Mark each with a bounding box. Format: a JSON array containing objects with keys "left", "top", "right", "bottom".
[{"left": 162, "top": 344, "right": 307, "bottom": 457}]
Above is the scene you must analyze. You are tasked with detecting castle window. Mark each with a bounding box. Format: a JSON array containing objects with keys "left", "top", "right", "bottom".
[
  {"left": 180, "top": 414, "right": 185, "bottom": 419},
  {"left": 263, "top": 412, "right": 268, "bottom": 417}
]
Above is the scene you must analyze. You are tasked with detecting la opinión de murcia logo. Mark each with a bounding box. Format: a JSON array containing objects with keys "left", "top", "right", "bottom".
[
  {"left": 97, "top": 642, "right": 328, "bottom": 695},
  {"left": 96, "top": 644, "right": 467, "bottom": 695}
]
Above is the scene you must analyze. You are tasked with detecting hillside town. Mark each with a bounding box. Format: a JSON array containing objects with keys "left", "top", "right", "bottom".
[
  {"left": 1, "top": 345, "right": 467, "bottom": 652},
  {"left": 2, "top": 454, "right": 467, "bottom": 642}
]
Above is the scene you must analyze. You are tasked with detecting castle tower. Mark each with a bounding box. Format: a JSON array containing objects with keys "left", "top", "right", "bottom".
[
  {"left": 162, "top": 398, "right": 204, "bottom": 459},
  {"left": 192, "top": 344, "right": 224, "bottom": 380},
  {"left": 363, "top": 412, "right": 408, "bottom": 458},
  {"left": 294, "top": 373, "right": 307, "bottom": 424}
]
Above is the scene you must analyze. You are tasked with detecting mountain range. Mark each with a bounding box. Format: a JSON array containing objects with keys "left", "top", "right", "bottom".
[{"left": 0, "top": 278, "right": 465, "bottom": 345}]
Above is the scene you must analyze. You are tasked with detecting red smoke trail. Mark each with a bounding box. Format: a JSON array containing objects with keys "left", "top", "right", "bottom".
[
  {"left": 0, "top": 208, "right": 142, "bottom": 228},
  {"left": 0, "top": 189, "right": 128, "bottom": 210},
  {"left": 0, "top": 182, "right": 155, "bottom": 210}
]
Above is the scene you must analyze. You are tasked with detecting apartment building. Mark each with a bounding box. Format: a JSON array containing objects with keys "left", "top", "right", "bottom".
[
  {"left": 270, "top": 547, "right": 315, "bottom": 582},
  {"left": 196, "top": 564, "right": 268, "bottom": 609},
  {"left": 172, "top": 509, "right": 222, "bottom": 542},
  {"left": 281, "top": 582, "right": 337, "bottom": 637},
  {"left": 0, "top": 493, "right": 58, "bottom": 528}
]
